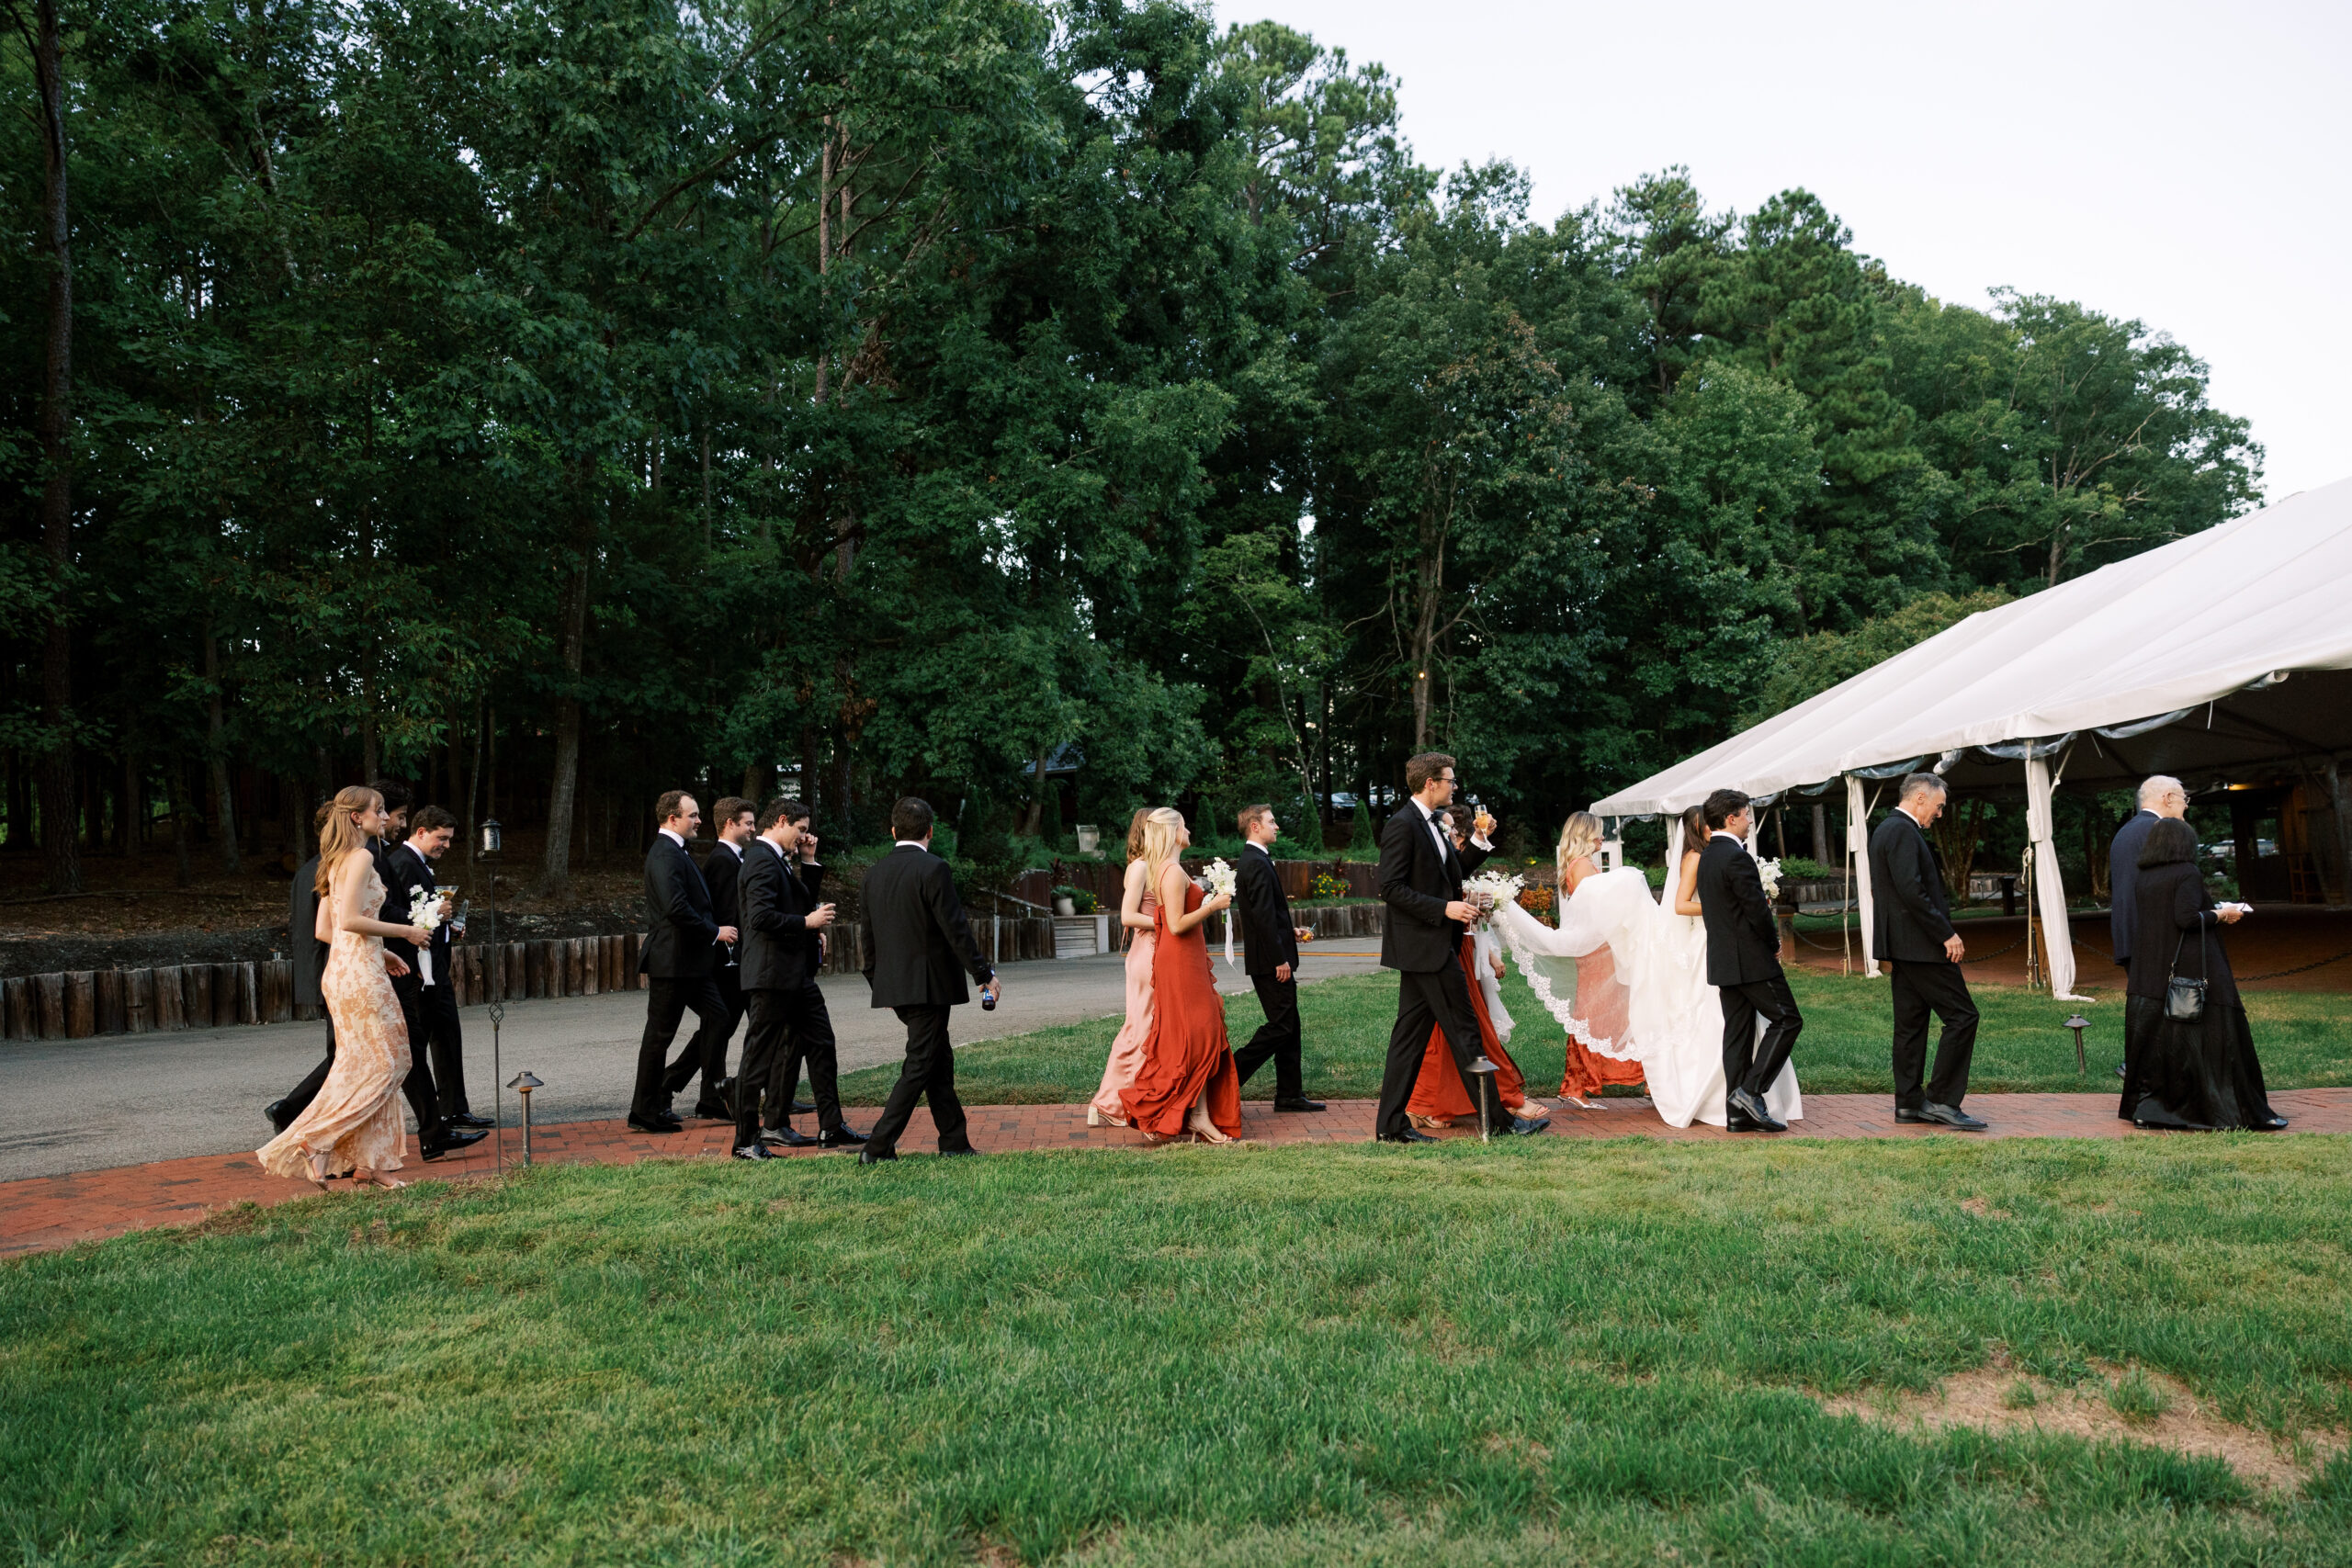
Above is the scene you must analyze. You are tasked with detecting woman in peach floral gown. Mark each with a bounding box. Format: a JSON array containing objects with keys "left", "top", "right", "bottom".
[
  {"left": 1089, "top": 809, "right": 1160, "bottom": 1126},
  {"left": 257, "top": 786, "right": 435, "bottom": 1190}
]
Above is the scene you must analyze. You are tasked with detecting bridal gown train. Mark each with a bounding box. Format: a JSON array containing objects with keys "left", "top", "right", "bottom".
[{"left": 1495, "top": 869, "right": 1801, "bottom": 1130}]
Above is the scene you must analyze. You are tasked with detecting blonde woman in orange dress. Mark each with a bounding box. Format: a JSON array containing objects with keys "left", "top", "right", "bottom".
[
  {"left": 257, "top": 786, "right": 435, "bottom": 1190},
  {"left": 1121, "top": 808, "right": 1244, "bottom": 1145},
  {"left": 1556, "top": 811, "right": 1651, "bottom": 1107},
  {"left": 1088, "top": 808, "right": 1161, "bottom": 1126}
]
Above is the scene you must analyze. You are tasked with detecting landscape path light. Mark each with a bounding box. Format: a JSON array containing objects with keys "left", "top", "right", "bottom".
[
  {"left": 2064, "top": 1013, "right": 2091, "bottom": 1076},
  {"left": 507, "top": 1071, "right": 543, "bottom": 1167}
]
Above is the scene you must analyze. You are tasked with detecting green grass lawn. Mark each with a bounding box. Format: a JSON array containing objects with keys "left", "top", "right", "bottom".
[
  {"left": 6, "top": 1138, "right": 2350, "bottom": 1565},
  {"left": 841, "top": 966, "right": 2352, "bottom": 1106}
]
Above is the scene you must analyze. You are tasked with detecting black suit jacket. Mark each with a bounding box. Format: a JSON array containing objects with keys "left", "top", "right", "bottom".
[
  {"left": 1237, "top": 844, "right": 1297, "bottom": 976},
  {"left": 703, "top": 840, "right": 744, "bottom": 970},
  {"left": 859, "top": 843, "right": 992, "bottom": 1008},
  {"left": 2108, "top": 810, "right": 2161, "bottom": 965},
  {"left": 2125, "top": 861, "right": 2239, "bottom": 1010},
  {"left": 638, "top": 833, "right": 719, "bottom": 978},
  {"left": 289, "top": 856, "right": 324, "bottom": 1006},
  {"left": 1696, "top": 833, "right": 1781, "bottom": 986},
  {"left": 374, "top": 839, "right": 436, "bottom": 970},
  {"left": 1869, "top": 811, "right": 1958, "bottom": 964},
  {"left": 739, "top": 838, "right": 827, "bottom": 991},
  {"left": 1378, "top": 802, "right": 1489, "bottom": 973}
]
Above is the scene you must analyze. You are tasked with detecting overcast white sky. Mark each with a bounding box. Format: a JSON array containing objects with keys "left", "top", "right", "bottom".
[{"left": 1213, "top": 0, "right": 2350, "bottom": 502}]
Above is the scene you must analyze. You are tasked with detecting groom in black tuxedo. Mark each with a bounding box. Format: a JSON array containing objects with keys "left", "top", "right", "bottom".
[
  {"left": 662, "top": 795, "right": 753, "bottom": 1120},
  {"left": 1373, "top": 752, "right": 1546, "bottom": 1142},
  {"left": 629, "top": 790, "right": 737, "bottom": 1134},
  {"left": 1695, "top": 787, "right": 1801, "bottom": 1133},
  {"left": 1869, "top": 773, "right": 1985, "bottom": 1130},
  {"left": 857, "top": 795, "right": 996, "bottom": 1163}
]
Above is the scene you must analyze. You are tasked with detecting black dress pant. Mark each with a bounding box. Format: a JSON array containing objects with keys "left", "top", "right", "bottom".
[
  {"left": 1718, "top": 972, "right": 1802, "bottom": 1100},
  {"left": 419, "top": 979, "right": 469, "bottom": 1116},
  {"left": 666, "top": 964, "right": 742, "bottom": 1101},
  {"left": 278, "top": 1017, "right": 339, "bottom": 1124},
  {"left": 865, "top": 1003, "right": 969, "bottom": 1156},
  {"left": 759, "top": 980, "right": 844, "bottom": 1134},
  {"left": 1233, "top": 975, "right": 1304, "bottom": 1100},
  {"left": 388, "top": 971, "right": 446, "bottom": 1141},
  {"left": 636, "top": 974, "right": 726, "bottom": 1121},
  {"left": 1376, "top": 960, "right": 1501, "bottom": 1137},
  {"left": 1889, "top": 958, "right": 1978, "bottom": 1111}
]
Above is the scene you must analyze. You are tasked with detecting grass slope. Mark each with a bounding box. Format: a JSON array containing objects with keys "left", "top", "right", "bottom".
[
  {"left": 841, "top": 966, "right": 2352, "bottom": 1106},
  {"left": 5, "top": 1139, "right": 2350, "bottom": 1565}
]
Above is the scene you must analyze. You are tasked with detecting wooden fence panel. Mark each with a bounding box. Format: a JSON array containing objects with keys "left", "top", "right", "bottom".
[
  {"left": 261, "top": 961, "right": 294, "bottom": 1023},
  {"left": 36, "top": 973, "right": 67, "bottom": 1039},
  {"left": 124, "top": 968, "right": 153, "bottom": 1033},
  {"left": 236, "top": 962, "right": 261, "bottom": 1026},
  {"left": 65, "top": 971, "right": 96, "bottom": 1038},
  {"left": 153, "top": 966, "right": 186, "bottom": 1031},
  {"left": 183, "top": 965, "right": 212, "bottom": 1032},
  {"left": 96, "top": 969, "right": 126, "bottom": 1034},
  {"left": 4, "top": 975, "right": 32, "bottom": 1041}
]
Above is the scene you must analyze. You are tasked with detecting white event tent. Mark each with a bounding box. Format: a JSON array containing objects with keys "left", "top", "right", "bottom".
[{"left": 1591, "top": 476, "right": 2352, "bottom": 1000}]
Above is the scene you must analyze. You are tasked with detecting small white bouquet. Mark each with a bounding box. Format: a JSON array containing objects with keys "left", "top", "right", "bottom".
[
  {"left": 1754, "top": 857, "right": 1782, "bottom": 902},
  {"left": 1198, "top": 858, "right": 1238, "bottom": 901},
  {"left": 1462, "top": 869, "right": 1524, "bottom": 924},
  {"left": 410, "top": 885, "right": 452, "bottom": 934}
]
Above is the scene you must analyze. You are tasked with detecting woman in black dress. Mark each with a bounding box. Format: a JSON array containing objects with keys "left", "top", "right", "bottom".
[{"left": 2120, "top": 818, "right": 2286, "bottom": 1131}]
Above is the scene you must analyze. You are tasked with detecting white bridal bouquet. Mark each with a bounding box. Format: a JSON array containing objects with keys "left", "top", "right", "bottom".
[
  {"left": 1754, "top": 857, "right": 1782, "bottom": 902},
  {"left": 1462, "top": 869, "right": 1524, "bottom": 923},
  {"left": 1199, "top": 858, "right": 1238, "bottom": 901}
]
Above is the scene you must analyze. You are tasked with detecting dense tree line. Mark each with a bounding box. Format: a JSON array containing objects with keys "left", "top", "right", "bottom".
[{"left": 2, "top": 0, "right": 2261, "bottom": 896}]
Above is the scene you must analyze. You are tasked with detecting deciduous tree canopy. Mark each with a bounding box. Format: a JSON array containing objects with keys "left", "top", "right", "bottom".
[{"left": 1, "top": 0, "right": 2262, "bottom": 888}]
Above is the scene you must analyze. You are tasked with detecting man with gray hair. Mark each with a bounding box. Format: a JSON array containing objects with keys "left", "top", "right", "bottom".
[
  {"left": 2109, "top": 775, "right": 2187, "bottom": 973},
  {"left": 1868, "top": 772, "right": 1984, "bottom": 1130}
]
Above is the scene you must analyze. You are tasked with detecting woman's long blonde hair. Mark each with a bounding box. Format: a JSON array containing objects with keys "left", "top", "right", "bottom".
[
  {"left": 1555, "top": 811, "right": 1603, "bottom": 886},
  {"left": 1139, "top": 807, "right": 1187, "bottom": 886},
  {"left": 315, "top": 786, "right": 381, "bottom": 895},
  {"left": 1125, "top": 807, "right": 1152, "bottom": 862}
]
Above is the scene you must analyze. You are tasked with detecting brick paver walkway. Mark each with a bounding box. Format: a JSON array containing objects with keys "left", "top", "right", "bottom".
[{"left": 6, "top": 1089, "right": 2347, "bottom": 1258}]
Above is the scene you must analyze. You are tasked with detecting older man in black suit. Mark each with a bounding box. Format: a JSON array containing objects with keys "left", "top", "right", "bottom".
[
  {"left": 1695, "top": 787, "right": 1799, "bottom": 1133},
  {"left": 2109, "top": 774, "right": 2188, "bottom": 976},
  {"left": 1372, "top": 753, "right": 1546, "bottom": 1143},
  {"left": 733, "top": 795, "right": 864, "bottom": 1156},
  {"left": 630, "top": 790, "right": 737, "bottom": 1134},
  {"left": 1869, "top": 773, "right": 1984, "bottom": 1130},
  {"left": 857, "top": 796, "right": 996, "bottom": 1164}
]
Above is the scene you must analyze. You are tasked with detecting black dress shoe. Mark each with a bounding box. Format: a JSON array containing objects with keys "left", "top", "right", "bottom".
[
  {"left": 1919, "top": 1101, "right": 1988, "bottom": 1132},
  {"left": 1727, "top": 1110, "right": 1760, "bottom": 1132},
  {"left": 792, "top": 1100, "right": 816, "bottom": 1116},
  {"left": 1894, "top": 1107, "right": 1926, "bottom": 1123},
  {"left": 732, "top": 1143, "right": 779, "bottom": 1160},
  {"left": 817, "top": 1126, "right": 868, "bottom": 1148},
  {"left": 1272, "top": 1097, "right": 1327, "bottom": 1113},
  {"left": 762, "top": 1125, "right": 816, "bottom": 1148},
  {"left": 691, "top": 1100, "right": 732, "bottom": 1122},
  {"left": 1725, "top": 1088, "right": 1786, "bottom": 1132},
  {"left": 628, "top": 1115, "right": 684, "bottom": 1135},
  {"left": 1498, "top": 1115, "right": 1549, "bottom": 1136},
  {"left": 419, "top": 1129, "right": 487, "bottom": 1160},
  {"left": 1375, "top": 1129, "right": 1438, "bottom": 1144},
  {"left": 265, "top": 1099, "right": 292, "bottom": 1133},
  {"left": 938, "top": 1146, "right": 980, "bottom": 1157},
  {"left": 447, "top": 1111, "right": 493, "bottom": 1130},
  {"left": 2253, "top": 1113, "right": 2290, "bottom": 1131},
  {"left": 858, "top": 1148, "right": 898, "bottom": 1165}
]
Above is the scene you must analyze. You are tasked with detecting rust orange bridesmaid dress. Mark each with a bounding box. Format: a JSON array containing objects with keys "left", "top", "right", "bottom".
[{"left": 1121, "top": 882, "right": 1244, "bottom": 1141}]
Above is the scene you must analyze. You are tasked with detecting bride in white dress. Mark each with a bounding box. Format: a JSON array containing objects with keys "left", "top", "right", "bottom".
[{"left": 1494, "top": 806, "right": 1802, "bottom": 1130}]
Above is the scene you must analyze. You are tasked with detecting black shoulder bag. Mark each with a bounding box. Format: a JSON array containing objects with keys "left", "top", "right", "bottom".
[{"left": 2164, "top": 920, "right": 2209, "bottom": 1023}]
